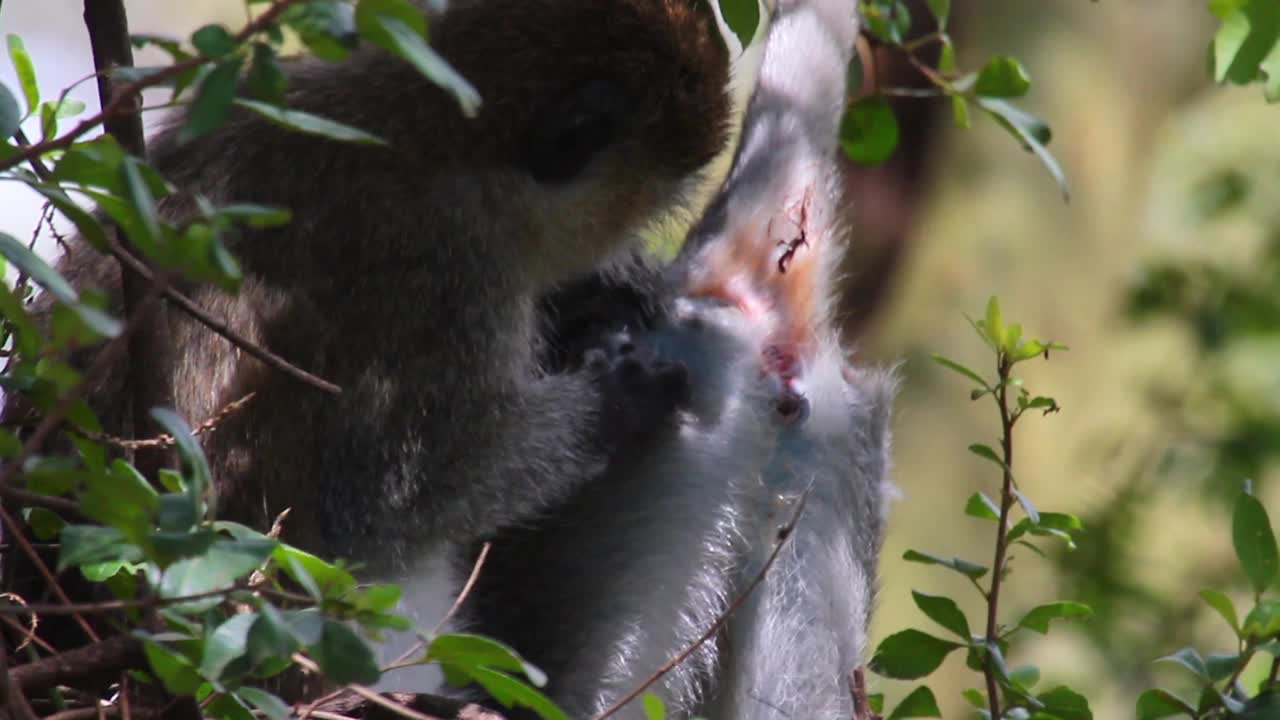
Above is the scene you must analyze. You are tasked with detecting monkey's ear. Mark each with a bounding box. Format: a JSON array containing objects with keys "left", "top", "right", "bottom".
[{"left": 521, "top": 79, "right": 624, "bottom": 185}]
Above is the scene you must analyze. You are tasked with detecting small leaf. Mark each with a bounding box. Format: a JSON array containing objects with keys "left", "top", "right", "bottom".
[
  {"left": 1243, "top": 599, "right": 1280, "bottom": 640},
  {"left": 930, "top": 354, "right": 989, "bottom": 388},
  {"left": 1014, "top": 490, "right": 1039, "bottom": 524},
  {"left": 887, "top": 685, "right": 941, "bottom": 720},
  {"left": 924, "top": 0, "right": 950, "bottom": 29},
  {"left": 311, "top": 621, "right": 381, "bottom": 684},
  {"left": 0, "top": 231, "right": 78, "bottom": 304},
  {"left": 191, "top": 24, "right": 235, "bottom": 58},
  {"left": 235, "top": 688, "right": 290, "bottom": 720},
  {"left": 643, "top": 693, "right": 666, "bottom": 720},
  {"left": 1037, "top": 686, "right": 1092, "bottom": 720},
  {"left": 902, "top": 549, "right": 988, "bottom": 579},
  {"left": 150, "top": 408, "right": 212, "bottom": 507},
  {"left": 839, "top": 95, "right": 899, "bottom": 165},
  {"left": 912, "top": 591, "right": 971, "bottom": 640},
  {"left": 363, "top": 12, "right": 481, "bottom": 117},
  {"left": 141, "top": 639, "right": 204, "bottom": 695},
  {"left": 7, "top": 35, "right": 39, "bottom": 114},
  {"left": 974, "top": 56, "right": 1031, "bottom": 98},
  {"left": 1016, "top": 601, "right": 1093, "bottom": 634},
  {"left": 719, "top": 0, "right": 761, "bottom": 48},
  {"left": 181, "top": 56, "right": 243, "bottom": 142},
  {"left": 201, "top": 612, "right": 257, "bottom": 680},
  {"left": 0, "top": 80, "right": 19, "bottom": 138},
  {"left": 1155, "top": 647, "right": 1209, "bottom": 682},
  {"left": 964, "top": 492, "right": 1000, "bottom": 521},
  {"left": 984, "top": 296, "right": 1004, "bottom": 346},
  {"left": 868, "top": 629, "right": 963, "bottom": 680},
  {"left": 429, "top": 633, "right": 547, "bottom": 688},
  {"left": 1199, "top": 589, "right": 1240, "bottom": 635},
  {"left": 976, "top": 97, "right": 1070, "bottom": 201},
  {"left": 158, "top": 539, "right": 277, "bottom": 611},
  {"left": 968, "top": 443, "right": 1005, "bottom": 468},
  {"left": 1232, "top": 491, "right": 1279, "bottom": 595},
  {"left": 234, "top": 99, "right": 386, "bottom": 145},
  {"left": 246, "top": 43, "right": 287, "bottom": 103},
  {"left": 1135, "top": 688, "right": 1196, "bottom": 720},
  {"left": 59, "top": 525, "right": 143, "bottom": 569},
  {"left": 1009, "top": 665, "right": 1040, "bottom": 689}
]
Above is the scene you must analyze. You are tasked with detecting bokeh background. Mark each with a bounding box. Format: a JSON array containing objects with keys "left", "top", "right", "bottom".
[{"left": 2, "top": 1, "right": 1277, "bottom": 717}]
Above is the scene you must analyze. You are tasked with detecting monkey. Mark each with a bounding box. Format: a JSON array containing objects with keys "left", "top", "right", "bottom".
[
  {"left": 8, "top": 0, "right": 732, "bottom": 576},
  {"left": 448, "top": 0, "right": 896, "bottom": 717}
]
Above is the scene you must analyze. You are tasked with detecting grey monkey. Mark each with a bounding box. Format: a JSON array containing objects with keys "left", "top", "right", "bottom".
[
  {"left": 14, "top": 0, "right": 732, "bottom": 574},
  {"left": 454, "top": 1, "right": 896, "bottom": 718}
]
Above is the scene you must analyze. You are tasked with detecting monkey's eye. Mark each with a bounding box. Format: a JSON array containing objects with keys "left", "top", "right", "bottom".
[{"left": 522, "top": 80, "right": 622, "bottom": 185}]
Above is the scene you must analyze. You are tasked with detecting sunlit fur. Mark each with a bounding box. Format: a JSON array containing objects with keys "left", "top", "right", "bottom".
[{"left": 451, "top": 1, "right": 895, "bottom": 718}]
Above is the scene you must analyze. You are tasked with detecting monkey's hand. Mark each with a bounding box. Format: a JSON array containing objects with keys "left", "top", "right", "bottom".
[{"left": 584, "top": 332, "right": 689, "bottom": 450}]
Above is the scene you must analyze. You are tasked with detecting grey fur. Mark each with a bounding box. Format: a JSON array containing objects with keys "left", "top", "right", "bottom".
[{"left": 453, "top": 1, "right": 896, "bottom": 718}]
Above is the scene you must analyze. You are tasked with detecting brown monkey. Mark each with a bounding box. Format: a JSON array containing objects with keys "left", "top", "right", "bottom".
[{"left": 26, "top": 0, "right": 731, "bottom": 573}]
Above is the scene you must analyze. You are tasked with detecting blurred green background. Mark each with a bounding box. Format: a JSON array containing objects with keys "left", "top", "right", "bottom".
[{"left": 3, "top": 1, "right": 1278, "bottom": 717}]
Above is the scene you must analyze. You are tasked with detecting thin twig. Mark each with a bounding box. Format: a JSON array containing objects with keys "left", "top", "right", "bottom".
[
  {"left": 0, "top": 578, "right": 271, "bottom": 616},
  {"left": 109, "top": 243, "right": 341, "bottom": 395},
  {"left": 84, "top": 392, "right": 256, "bottom": 450},
  {"left": 0, "top": 0, "right": 311, "bottom": 174},
  {"left": 293, "top": 654, "right": 438, "bottom": 720},
  {"left": 0, "top": 505, "right": 99, "bottom": 644},
  {"left": 591, "top": 492, "right": 809, "bottom": 720},
  {"left": 983, "top": 357, "right": 1017, "bottom": 720}
]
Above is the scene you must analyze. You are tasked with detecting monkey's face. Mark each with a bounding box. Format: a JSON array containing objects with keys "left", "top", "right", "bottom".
[{"left": 431, "top": 0, "right": 732, "bottom": 274}]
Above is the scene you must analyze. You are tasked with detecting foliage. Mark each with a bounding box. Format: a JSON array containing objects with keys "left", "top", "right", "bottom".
[
  {"left": 870, "top": 297, "right": 1090, "bottom": 720},
  {"left": 1136, "top": 484, "right": 1280, "bottom": 719}
]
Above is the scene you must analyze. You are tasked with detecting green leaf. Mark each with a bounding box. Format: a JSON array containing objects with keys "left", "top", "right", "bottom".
[
  {"left": 1204, "top": 652, "right": 1241, "bottom": 682},
  {"left": 201, "top": 612, "right": 257, "bottom": 680},
  {"left": 246, "top": 43, "right": 287, "bottom": 103},
  {"left": 924, "top": 0, "right": 950, "bottom": 29},
  {"left": 964, "top": 492, "right": 1000, "bottom": 521},
  {"left": 0, "top": 80, "right": 19, "bottom": 138},
  {"left": 191, "top": 24, "right": 236, "bottom": 58},
  {"left": 1211, "top": 2, "right": 1280, "bottom": 86},
  {"left": 1009, "top": 665, "right": 1040, "bottom": 689},
  {"left": 1261, "top": 40, "right": 1280, "bottom": 102},
  {"left": 59, "top": 525, "right": 143, "bottom": 569},
  {"left": 719, "top": 0, "right": 761, "bottom": 48},
  {"left": 429, "top": 633, "right": 547, "bottom": 687},
  {"left": 80, "top": 459, "right": 160, "bottom": 540},
  {"left": 1243, "top": 599, "right": 1280, "bottom": 640},
  {"left": 181, "top": 56, "right": 243, "bottom": 142},
  {"left": 311, "top": 620, "right": 381, "bottom": 685},
  {"left": 466, "top": 666, "right": 569, "bottom": 720},
  {"left": 902, "top": 549, "right": 988, "bottom": 579},
  {"left": 234, "top": 99, "right": 386, "bottom": 145},
  {"left": 968, "top": 443, "right": 1005, "bottom": 468},
  {"left": 1199, "top": 589, "right": 1240, "bottom": 635},
  {"left": 1014, "top": 490, "right": 1039, "bottom": 524},
  {"left": 975, "top": 97, "right": 1070, "bottom": 201},
  {"left": 120, "top": 156, "right": 162, "bottom": 248},
  {"left": 643, "top": 693, "right": 666, "bottom": 720},
  {"left": 7, "top": 35, "right": 39, "bottom": 114},
  {"left": 158, "top": 539, "right": 277, "bottom": 611},
  {"left": 235, "top": 688, "right": 290, "bottom": 720},
  {"left": 839, "top": 95, "right": 899, "bottom": 166},
  {"left": 961, "top": 688, "right": 986, "bottom": 709},
  {"left": 869, "top": 629, "right": 962, "bottom": 680},
  {"left": 887, "top": 685, "right": 941, "bottom": 720},
  {"left": 205, "top": 695, "right": 255, "bottom": 720},
  {"left": 950, "top": 94, "right": 970, "bottom": 129},
  {"left": 983, "top": 296, "right": 1004, "bottom": 346},
  {"left": 930, "top": 354, "right": 989, "bottom": 389},
  {"left": 862, "top": 0, "right": 912, "bottom": 44},
  {"left": 1155, "top": 647, "right": 1209, "bottom": 682},
  {"left": 1016, "top": 602, "right": 1092, "bottom": 634},
  {"left": 377, "top": 17, "right": 481, "bottom": 117},
  {"left": 1233, "top": 491, "right": 1279, "bottom": 595},
  {"left": 912, "top": 591, "right": 971, "bottom": 639},
  {"left": 27, "top": 183, "right": 108, "bottom": 251},
  {"left": 1135, "top": 688, "right": 1196, "bottom": 719},
  {"left": 216, "top": 203, "right": 292, "bottom": 228},
  {"left": 246, "top": 606, "right": 300, "bottom": 671},
  {"left": 974, "top": 56, "right": 1031, "bottom": 98},
  {"left": 142, "top": 638, "right": 204, "bottom": 695},
  {"left": 0, "top": 231, "right": 78, "bottom": 304},
  {"left": 1037, "top": 686, "right": 1092, "bottom": 720},
  {"left": 150, "top": 408, "right": 212, "bottom": 510}
]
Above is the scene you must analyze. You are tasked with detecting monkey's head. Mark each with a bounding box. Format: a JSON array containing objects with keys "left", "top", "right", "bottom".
[{"left": 429, "top": 0, "right": 733, "bottom": 280}]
